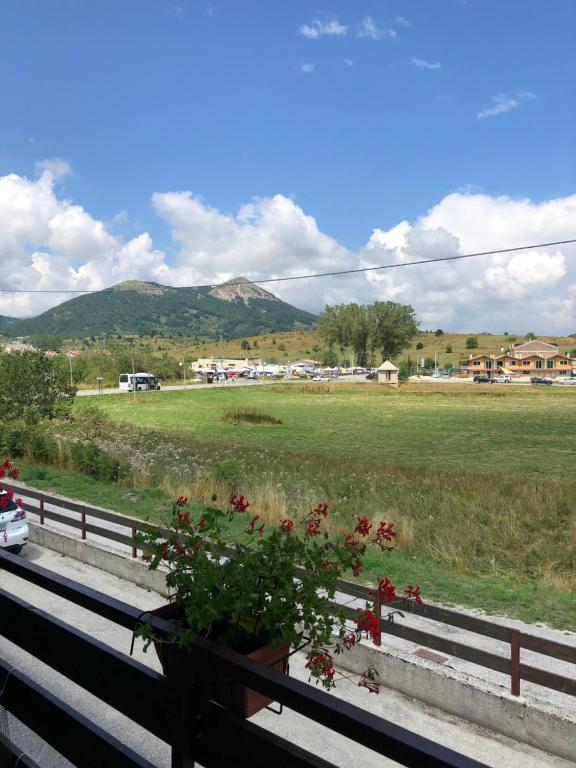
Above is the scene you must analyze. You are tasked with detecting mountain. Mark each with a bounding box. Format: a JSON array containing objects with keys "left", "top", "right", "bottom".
[
  {"left": 6, "top": 278, "right": 317, "bottom": 339},
  {"left": 0, "top": 315, "right": 15, "bottom": 327}
]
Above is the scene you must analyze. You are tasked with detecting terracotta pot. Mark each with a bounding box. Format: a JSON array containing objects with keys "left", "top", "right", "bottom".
[{"left": 149, "top": 603, "right": 289, "bottom": 718}]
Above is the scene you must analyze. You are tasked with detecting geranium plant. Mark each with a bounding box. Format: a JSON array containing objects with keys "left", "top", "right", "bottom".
[{"left": 137, "top": 494, "right": 421, "bottom": 691}]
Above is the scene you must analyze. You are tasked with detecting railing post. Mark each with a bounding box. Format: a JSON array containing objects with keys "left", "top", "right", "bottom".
[
  {"left": 80, "top": 506, "right": 86, "bottom": 541},
  {"left": 131, "top": 525, "right": 137, "bottom": 559},
  {"left": 39, "top": 495, "right": 44, "bottom": 525},
  {"left": 373, "top": 594, "right": 382, "bottom": 647},
  {"left": 510, "top": 628, "right": 520, "bottom": 696},
  {"left": 166, "top": 647, "right": 197, "bottom": 768}
]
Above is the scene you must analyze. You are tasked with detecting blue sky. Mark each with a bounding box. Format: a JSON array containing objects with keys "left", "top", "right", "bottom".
[{"left": 0, "top": 0, "right": 575, "bottom": 332}]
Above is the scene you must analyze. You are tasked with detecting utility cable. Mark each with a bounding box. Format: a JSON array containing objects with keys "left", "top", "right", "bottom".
[{"left": 0, "top": 238, "right": 574, "bottom": 293}]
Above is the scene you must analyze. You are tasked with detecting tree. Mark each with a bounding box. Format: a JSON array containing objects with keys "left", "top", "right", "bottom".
[
  {"left": 415, "top": 341, "right": 424, "bottom": 350},
  {"left": 435, "top": 329, "right": 444, "bottom": 336},
  {"left": 525, "top": 331, "right": 537, "bottom": 340},
  {"left": 398, "top": 356, "right": 417, "bottom": 382},
  {"left": 0, "top": 351, "right": 76, "bottom": 423},
  {"left": 445, "top": 344, "right": 452, "bottom": 353},
  {"left": 28, "top": 334, "right": 62, "bottom": 352},
  {"left": 369, "top": 301, "right": 419, "bottom": 361},
  {"left": 319, "top": 346, "right": 339, "bottom": 367},
  {"left": 318, "top": 304, "right": 371, "bottom": 367},
  {"left": 465, "top": 336, "right": 478, "bottom": 349},
  {"left": 423, "top": 356, "right": 436, "bottom": 370},
  {"left": 241, "top": 340, "right": 251, "bottom": 351}
]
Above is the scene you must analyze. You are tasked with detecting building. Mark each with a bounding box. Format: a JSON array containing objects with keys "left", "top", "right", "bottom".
[
  {"left": 192, "top": 356, "right": 263, "bottom": 371},
  {"left": 377, "top": 360, "right": 399, "bottom": 387},
  {"left": 461, "top": 340, "right": 574, "bottom": 379}
]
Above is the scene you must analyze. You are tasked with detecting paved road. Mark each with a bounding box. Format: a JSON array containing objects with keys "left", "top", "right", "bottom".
[{"left": 2, "top": 543, "right": 573, "bottom": 768}]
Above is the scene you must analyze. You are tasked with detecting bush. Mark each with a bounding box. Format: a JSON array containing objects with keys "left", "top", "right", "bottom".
[
  {"left": 415, "top": 342, "right": 424, "bottom": 350},
  {"left": 465, "top": 337, "right": 478, "bottom": 350},
  {"left": 222, "top": 408, "right": 283, "bottom": 426},
  {"left": 446, "top": 345, "right": 453, "bottom": 353},
  {"left": 68, "top": 442, "right": 125, "bottom": 482}
]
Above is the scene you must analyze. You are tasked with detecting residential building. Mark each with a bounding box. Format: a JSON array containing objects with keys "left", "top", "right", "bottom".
[{"left": 461, "top": 340, "right": 574, "bottom": 378}]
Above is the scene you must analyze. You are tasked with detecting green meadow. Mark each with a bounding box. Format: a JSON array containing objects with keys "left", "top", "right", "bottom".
[{"left": 70, "top": 382, "right": 576, "bottom": 627}]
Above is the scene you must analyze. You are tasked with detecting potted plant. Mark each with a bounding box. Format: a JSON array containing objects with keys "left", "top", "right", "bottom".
[{"left": 136, "top": 494, "right": 421, "bottom": 717}]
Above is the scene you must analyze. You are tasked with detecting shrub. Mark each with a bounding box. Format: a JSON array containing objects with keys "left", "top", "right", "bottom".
[
  {"left": 465, "top": 337, "right": 478, "bottom": 350},
  {"left": 222, "top": 408, "right": 283, "bottom": 426},
  {"left": 416, "top": 342, "right": 424, "bottom": 350}
]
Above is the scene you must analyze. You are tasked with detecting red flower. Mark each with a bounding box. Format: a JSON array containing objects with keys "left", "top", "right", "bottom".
[
  {"left": 369, "top": 577, "right": 396, "bottom": 603},
  {"left": 352, "top": 562, "right": 362, "bottom": 577},
  {"left": 305, "top": 519, "right": 321, "bottom": 537},
  {"left": 230, "top": 494, "right": 250, "bottom": 513},
  {"left": 198, "top": 517, "right": 207, "bottom": 530},
  {"left": 177, "top": 512, "right": 191, "bottom": 526},
  {"left": 342, "top": 633, "right": 356, "bottom": 649},
  {"left": 355, "top": 610, "right": 380, "bottom": 640},
  {"left": 404, "top": 584, "right": 423, "bottom": 604},
  {"left": 358, "top": 673, "right": 381, "bottom": 694},
  {"left": 314, "top": 503, "right": 329, "bottom": 518},
  {"left": 354, "top": 517, "right": 372, "bottom": 537},
  {"left": 175, "top": 495, "right": 188, "bottom": 507},
  {"left": 279, "top": 519, "right": 294, "bottom": 534},
  {"left": 305, "top": 653, "right": 335, "bottom": 681},
  {"left": 374, "top": 521, "right": 396, "bottom": 550},
  {"left": 9, "top": 468, "right": 19, "bottom": 480},
  {"left": 161, "top": 544, "right": 170, "bottom": 560},
  {"left": 247, "top": 514, "right": 265, "bottom": 536}
]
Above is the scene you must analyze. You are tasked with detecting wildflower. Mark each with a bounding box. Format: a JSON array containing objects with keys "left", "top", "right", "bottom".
[
  {"left": 175, "top": 495, "right": 188, "bottom": 508},
  {"left": 305, "top": 653, "right": 335, "bottom": 682},
  {"left": 247, "top": 514, "right": 265, "bottom": 536}
]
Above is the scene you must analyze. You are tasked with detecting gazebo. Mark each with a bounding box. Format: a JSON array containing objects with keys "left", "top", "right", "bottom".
[{"left": 377, "top": 360, "right": 399, "bottom": 388}]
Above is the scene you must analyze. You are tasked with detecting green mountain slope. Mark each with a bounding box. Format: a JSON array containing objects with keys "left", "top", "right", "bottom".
[{"left": 7, "top": 278, "right": 317, "bottom": 339}]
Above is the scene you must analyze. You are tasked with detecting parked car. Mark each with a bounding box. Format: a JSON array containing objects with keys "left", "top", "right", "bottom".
[
  {"left": 365, "top": 372, "right": 376, "bottom": 380},
  {"left": 558, "top": 377, "right": 576, "bottom": 385},
  {"left": 473, "top": 375, "right": 491, "bottom": 383},
  {"left": 312, "top": 375, "right": 330, "bottom": 382},
  {"left": 495, "top": 375, "right": 511, "bottom": 383},
  {"left": 530, "top": 376, "right": 553, "bottom": 385},
  {"left": 0, "top": 491, "right": 28, "bottom": 554}
]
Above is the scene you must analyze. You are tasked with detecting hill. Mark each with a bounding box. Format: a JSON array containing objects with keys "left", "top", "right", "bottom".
[{"left": 7, "top": 278, "right": 317, "bottom": 339}]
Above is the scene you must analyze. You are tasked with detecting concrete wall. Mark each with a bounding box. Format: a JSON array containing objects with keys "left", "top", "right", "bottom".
[
  {"left": 337, "top": 638, "right": 576, "bottom": 764},
  {"left": 28, "top": 522, "right": 169, "bottom": 597}
]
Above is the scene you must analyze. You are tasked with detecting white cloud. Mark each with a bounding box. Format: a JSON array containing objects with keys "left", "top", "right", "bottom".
[
  {"left": 477, "top": 91, "right": 536, "bottom": 119},
  {"left": 412, "top": 58, "right": 441, "bottom": 71},
  {"left": 300, "top": 63, "right": 314, "bottom": 73},
  {"left": 299, "top": 20, "right": 347, "bottom": 39},
  {"left": 394, "top": 16, "right": 412, "bottom": 28},
  {"left": 1, "top": 166, "right": 575, "bottom": 334},
  {"left": 344, "top": 58, "right": 354, "bottom": 67},
  {"left": 357, "top": 16, "right": 396, "bottom": 40}
]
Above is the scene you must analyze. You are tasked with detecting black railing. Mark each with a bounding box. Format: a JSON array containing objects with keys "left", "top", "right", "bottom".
[{"left": 0, "top": 548, "right": 489, "bottom": 768}]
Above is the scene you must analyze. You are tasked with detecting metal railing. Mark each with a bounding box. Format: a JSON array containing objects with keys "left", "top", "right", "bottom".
[
  {"left": 0, "top": 548, "right": 488, "bottom": 768},
  {"left": 6, "top": 482, "right": 576, "bottom": 702}
]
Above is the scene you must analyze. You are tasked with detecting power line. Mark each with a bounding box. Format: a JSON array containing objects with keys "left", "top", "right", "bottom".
[{"left": 0, "top": 237, "right": 575, "bottom": 293}]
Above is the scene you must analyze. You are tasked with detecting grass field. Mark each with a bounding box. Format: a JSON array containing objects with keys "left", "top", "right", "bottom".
[
  {"left": 75, "top": 383, "right": 576, "bottom": 478},
  {"left": 69, "top": 382, "right": 576, "bottom": 627}
]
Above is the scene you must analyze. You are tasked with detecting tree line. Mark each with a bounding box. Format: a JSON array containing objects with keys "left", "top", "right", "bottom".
[{"left": 317, "top": 301, "right": 419, "bottom": 367}]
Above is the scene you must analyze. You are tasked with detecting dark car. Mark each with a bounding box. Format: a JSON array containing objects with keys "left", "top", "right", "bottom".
[
  {"left": 473, "top": 375, "right": 491, "bottom": 383},
  {"left": 365, "top": 372, "right": 376, "bottom": 380},
  {"left": 530, "top": 376, "right": 553, "bottom": 385}
]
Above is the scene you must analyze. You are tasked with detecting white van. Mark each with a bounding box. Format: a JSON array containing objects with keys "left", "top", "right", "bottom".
[{"left": 119, "top": 373, "right": 161, "bottom": 392}]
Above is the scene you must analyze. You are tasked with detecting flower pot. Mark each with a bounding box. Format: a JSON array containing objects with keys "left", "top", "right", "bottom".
[{"left": 149, "top": 603, "right": 290, "bottom": 718}]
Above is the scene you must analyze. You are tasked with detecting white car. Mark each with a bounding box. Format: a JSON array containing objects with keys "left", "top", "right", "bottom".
[
  {"left": 0, "top": 490, "right": 28, "bottom": 554},
  {"left": 558, "top": 377, "right": 576, "bottom": 385}
]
